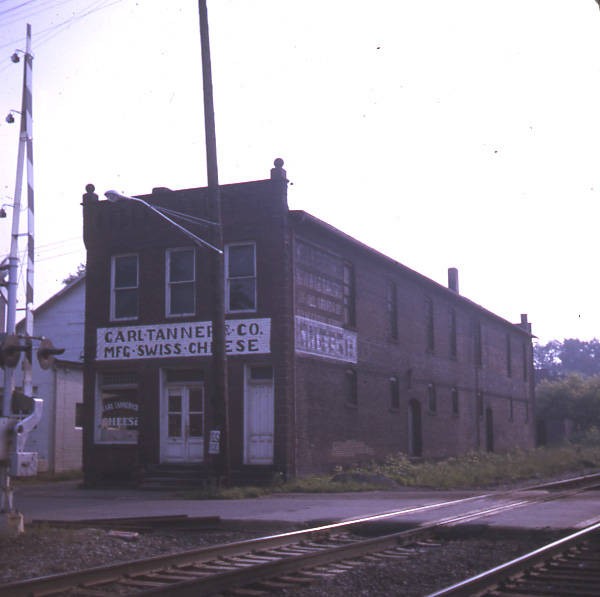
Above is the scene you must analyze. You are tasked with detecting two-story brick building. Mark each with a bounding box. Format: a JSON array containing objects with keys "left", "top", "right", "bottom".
[{"left": 81, "top": 160, "right": 535, "bottom": 486}]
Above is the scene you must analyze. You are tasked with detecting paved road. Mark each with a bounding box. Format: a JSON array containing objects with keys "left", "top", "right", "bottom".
[{"left": 10, "top": 481, "right": 600, "bottom": 531}]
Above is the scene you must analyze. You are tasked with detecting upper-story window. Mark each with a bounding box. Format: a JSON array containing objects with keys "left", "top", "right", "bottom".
[
  {"left": 343, "top": 262, "right": 356, "bottom": 327},
  {"left": 226, "top": 243, "right": 256, "bottom": 312},
  {"left": 474, "top": 321, "right": 483, "bottom": 368},
  {"left": 425, "top": 297, "right": 434, "bottom": 352},
  {"left": 166, "top": 248, "right": 196, "bottom": 317},
  {"left": 386, "top": 280, "right": 398, "bottom": 340},
  {"left": 111, "top": 254, "right": 138, "bottom": 320},
  {"left": 506, "top": 333, "right": 512, "bottom": 377},
  {"left": 449, "top": 308, "right": 457, "bottom": 359}
]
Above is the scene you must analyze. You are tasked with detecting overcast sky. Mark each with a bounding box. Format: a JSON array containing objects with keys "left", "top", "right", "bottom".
[{"left": 1, "top": 0, "right": 600, "bottom": 345}]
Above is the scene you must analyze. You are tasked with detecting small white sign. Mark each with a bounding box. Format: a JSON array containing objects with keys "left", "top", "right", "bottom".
[
  {"left": 97, "top": 318, "right": 271, "bottom": 361},
  {"left": 208, "top": 430, "right": 221, "bottom": 455},
  {"left": 295, "top": 315, "right": 357, "bottom": 363}
]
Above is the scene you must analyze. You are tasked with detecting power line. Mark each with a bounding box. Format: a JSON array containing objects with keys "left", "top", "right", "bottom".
[
  {"left": 0, "top": 0, "right": 83, "bottom": 32},
  {"left": 0, "top": 0, "right": 125, "bottom": 51},
  {"left": 0, "top": 0, "right": 39, "bottom": 18}
]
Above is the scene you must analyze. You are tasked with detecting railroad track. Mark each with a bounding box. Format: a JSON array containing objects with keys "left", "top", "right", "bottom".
[
  {"left": 428, "top": 520, "right": 600, "bottom": 596},
  {"left": 2, "top": 473, "right": 600, "bottom": 596}
]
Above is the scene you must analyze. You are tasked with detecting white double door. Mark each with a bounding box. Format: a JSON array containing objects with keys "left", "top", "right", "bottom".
[{"left": 162, "top": 384, "right": 205, "bottom": 463}]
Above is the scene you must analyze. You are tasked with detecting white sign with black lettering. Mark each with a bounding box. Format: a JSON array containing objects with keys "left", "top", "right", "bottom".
[
  {"left": 97, "top": 319, "right": 271, "bottom": 361},
  {"left": 295, "top": 315, "right": 357, "bottom": 363}
]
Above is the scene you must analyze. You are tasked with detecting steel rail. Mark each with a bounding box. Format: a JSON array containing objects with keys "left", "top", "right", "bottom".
[
  {"left": 0, "top": 496, "right": 481, "bottom": 597},
  {"left": 427, "top": 520, "right": 600, "bottom": 597},
  {"left": 139, "top": 497, "right": 576, "bottom": 597},
  {"left": 3, "top": 472, "right": 600, "bottom": 596}
]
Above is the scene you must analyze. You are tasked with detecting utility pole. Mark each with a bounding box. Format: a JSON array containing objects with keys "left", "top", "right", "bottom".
[{"left": 198, "top": 1, "right": 230, "bottom": 484}]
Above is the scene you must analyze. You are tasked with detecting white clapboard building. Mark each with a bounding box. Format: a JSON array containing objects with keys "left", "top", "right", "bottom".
[{"left": 12, "top": 276, "right": 85, "bottom": 473}]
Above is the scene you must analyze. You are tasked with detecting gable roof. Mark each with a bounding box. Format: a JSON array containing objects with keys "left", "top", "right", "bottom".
[{"left": 32, "top": 274, "right": 85, "bottom": 318}]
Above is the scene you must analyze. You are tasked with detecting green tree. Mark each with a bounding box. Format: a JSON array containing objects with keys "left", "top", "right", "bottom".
[
  {"left": 534, "top": 338, "right": 600, "bottom": 382},
  {"left": 62, "top": 263, "right": 86, "bottom": 286},
  {"left": 536, "top": 373, "right": 600, "bottom": 432}
]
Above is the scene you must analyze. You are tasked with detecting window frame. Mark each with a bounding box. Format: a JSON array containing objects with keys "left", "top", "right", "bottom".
[
  {"left": 343, "top": 262, "right": 356, "bottom": 328},
  {"left": 225, "top": 242, "right": 257, "bottom": 313},
  {"left": 110, "top": 253, "right": 139, "bottom": 321},
  {"left": 476, "top": 391, "right": 484, "bottom": 418},
  {"left": 474, "top": 321, "right": 483, "bottom": 368},
  {"left": 451, "top": 387, "right": 459, "bottom": 416},
  {"left": 449, "top": 308, "right": 457, "bottom": 359},
  {"left": 427, "top": 383, "right": 437, "bottom": 413},
  {"left": 345, "top": 368, "right": 358, "bottom": 407},
  {"left": 165, "top": 247, "right": 196, "bottom": 317},
  {"left": 75, "top": 402, "right": 84, "bottom": 429},
  {"left": 425, "top": 297, "right": 434, "bottom": 352},
  {"left": 94, "top": 372, "right": 139, "bottom": 445},
  {"left": 389, "top": 376, "right": 400, "bottom": 410},
  {"left": 386, "top": 280, "right": 398, "bottom": 340}
]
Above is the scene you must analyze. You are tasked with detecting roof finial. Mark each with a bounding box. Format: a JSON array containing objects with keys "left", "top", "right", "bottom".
[
  {"left": 271, "top": 158, "right": 286, "bottom": 181},
  {"left": 82, "top": 183, "right": 98, "bottom": 205}
]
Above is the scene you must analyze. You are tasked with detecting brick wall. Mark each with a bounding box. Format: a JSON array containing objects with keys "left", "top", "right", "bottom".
[{"left": 291, "top": 213, "right": 535, "bottom": 473}]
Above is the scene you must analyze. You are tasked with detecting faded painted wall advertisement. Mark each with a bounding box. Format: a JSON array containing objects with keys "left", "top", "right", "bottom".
[
  {"left": 295, "top": 315, "right": 357, "bottom": 363},
  {"left": 97, "top": 319, "right": 271, "bottom": 361}
]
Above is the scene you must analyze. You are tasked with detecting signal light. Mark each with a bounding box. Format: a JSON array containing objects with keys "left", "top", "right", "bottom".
[
  {"left": 0, "top": 334, "right": 27, "bottom": 368},
  {"left": 37, "top": 338, "right": 65, "bottom": 370}
]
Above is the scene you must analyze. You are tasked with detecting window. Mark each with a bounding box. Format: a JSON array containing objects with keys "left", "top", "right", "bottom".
[
  {"left": 250, "top": 365, "right": 273, "bottom": 380},
  {"left": 389, "top": 376, "right": 400, "bottom": 410},
  {"left": 425, "top": 297, "right": 434, "bottom": 351},
  {"left": 449, "top": 309, "right": 457, "bottom": 358},
  {"left": 427, "top": 383, "right": 437, "bottom": 413},
  {"left": 166, "top": 369, "right": 204, "bottom": 383},
  {"left": 226, "top": 243, "right": 256, "bottom": 312},
  {"left": 522, "top": 342, "right": 529, "bottom": 381},
  {"left": 95, "top": 372, "right": 139, "bottom": 444},
  {"left": 346, "top": 369, "right": 357, "bottom": 406},
  {"left": 474, "top": 321, "right": 482, "bottom": 368},
  {"left": 509, "top": 397, "right": 514, "bottom": 422},
  {"left": 506, "top": 334, "right": 512, "bottom": 377},
  {"left": 75, "top": 403, "right": 83, "bottom": 428},
  {"left": 451, "top": 387, "right": 459, "bottom": 416},
  {"left": 476, "top": 391, "right": 484, "bottom": 417},
  {"left": 386, "top": 281, "right": 398, "bottom": 340},
  {"left": 343, "top": 263, "right": 356, "bottom": 327},
  {"left": 111, "top": 254, "right": 138, "bottom": 320},
  {"left": 166, "top": 248, "right": 195, "bottom": 316}
]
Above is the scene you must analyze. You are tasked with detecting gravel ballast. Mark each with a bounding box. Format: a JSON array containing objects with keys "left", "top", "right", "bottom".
[{"left": 0, "top": 523, "right": 560, "bottom": 595}]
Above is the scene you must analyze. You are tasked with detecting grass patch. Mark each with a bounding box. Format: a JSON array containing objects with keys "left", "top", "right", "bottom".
[
  {"left": 182, "top": 440, "right": 600, "bottom": 498},
  {"left": 352, "top": 441, "right": 600, "bottom": 489}
]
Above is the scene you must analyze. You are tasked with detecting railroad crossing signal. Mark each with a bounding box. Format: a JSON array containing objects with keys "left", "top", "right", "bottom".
[
  {"left": 0, "top": 334, "right": 64, "bottom": 369},
  {"left": 0, "top": 334, "right": 27, "bottom": 368},
  {"left": 37, "top": 338, "right": 65, "bottom": 370}
]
